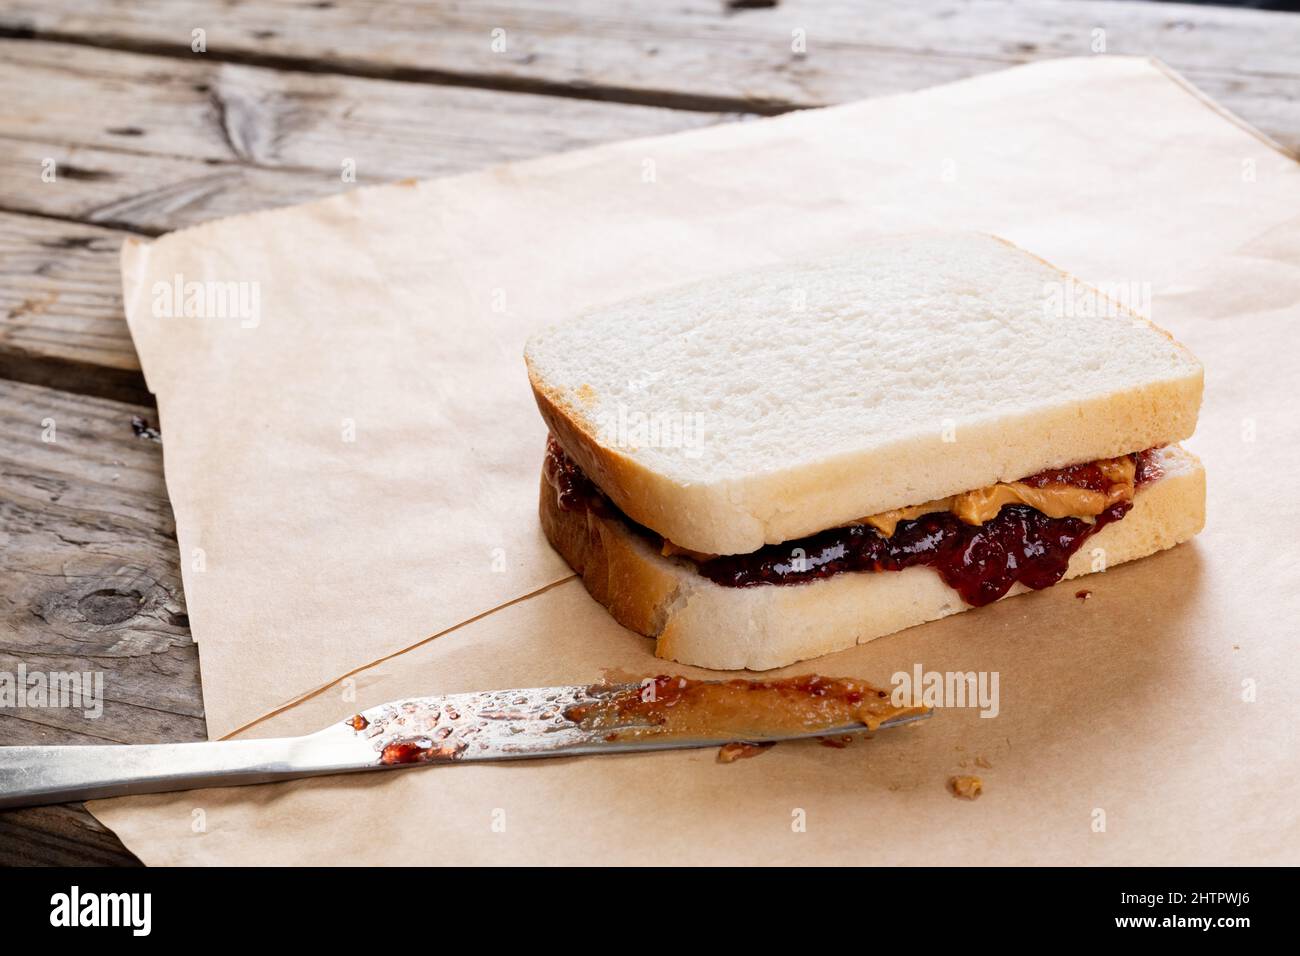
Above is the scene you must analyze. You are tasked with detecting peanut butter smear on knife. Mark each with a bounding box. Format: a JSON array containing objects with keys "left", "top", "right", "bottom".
[{"left": 563, "top": 674, "right": 927, "bottom": 741}]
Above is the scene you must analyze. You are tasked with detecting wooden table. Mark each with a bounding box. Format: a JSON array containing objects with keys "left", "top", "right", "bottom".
[{"left": 0, "top": 0, "right": 1296, "bottom": 866}]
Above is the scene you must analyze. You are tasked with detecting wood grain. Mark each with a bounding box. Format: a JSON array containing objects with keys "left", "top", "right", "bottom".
[
  {"left": 0, "top": 381, "right": 199, "bottom": 740},
  {"left": 0, "top": 213, "right": 147, "bottom": 404},
  {"left": 3, "top": 0, "right": 1296, "bottom": 148},
  {"left": 0, "top": 379, "right": 199, "bottom": 865},
  {"left": 0, "top": 38, "right": 730, "bottom": 233},
  {"left": 0, "top": 805, "right": 141, "bottom": 866}
]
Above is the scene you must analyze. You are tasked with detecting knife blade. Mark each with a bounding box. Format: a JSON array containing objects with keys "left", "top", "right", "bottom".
[{"left": 0, "top": 676, "right": 930, "bottom": 809}]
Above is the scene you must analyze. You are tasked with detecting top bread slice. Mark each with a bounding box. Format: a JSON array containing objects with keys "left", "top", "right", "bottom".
[{"left": 525, "top": 232, "right": 1202, "bottom": 556}]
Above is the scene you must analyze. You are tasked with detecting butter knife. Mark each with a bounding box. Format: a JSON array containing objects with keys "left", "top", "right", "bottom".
[{"left": 0, "top": 675, "right": 930, "bottom": 810}]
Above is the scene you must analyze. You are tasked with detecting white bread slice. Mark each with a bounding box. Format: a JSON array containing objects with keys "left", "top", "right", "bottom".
[
  {"left": 526, "top": 233, "right": 1202, "bottom": 556},
  {"left": 540, "top": 444, "right": 1205, "bottom": 671}
]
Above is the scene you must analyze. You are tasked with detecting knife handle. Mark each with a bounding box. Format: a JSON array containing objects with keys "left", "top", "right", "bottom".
[{"left": 0, "top": 725, "right": 368, "bottom": 810}]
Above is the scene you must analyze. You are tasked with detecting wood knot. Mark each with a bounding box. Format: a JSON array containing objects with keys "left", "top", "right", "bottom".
[{"left": 78, "top": 588, "right": 145, "bottom": 625}]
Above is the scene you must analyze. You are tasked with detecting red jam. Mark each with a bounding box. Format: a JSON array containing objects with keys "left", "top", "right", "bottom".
[
  {"left": 543, "top": 437, "right": 1159, "bottom": 607},
  {"left": 697, "top": 500, "right": 1130, "bottom": 606},
  {"left": 1133, "top": 448, "right": 1163, "bottom": 488},
  {"left": 378, "top": 740, "right": 466, "bottom": 765},
  {"left": 544, "top": 436, "right": 604, "bottom": 513},
  {"left": 1018, "top": 460, "right": 1111, "bottom": 492}
]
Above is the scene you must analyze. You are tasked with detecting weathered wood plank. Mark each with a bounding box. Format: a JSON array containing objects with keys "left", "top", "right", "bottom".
[
  {"left": 0, "top": 380, "right": 201, "bottom": 741},
  {"left": 0, "top": 804, "right": 141, "bottom": 866},
  {"left": 3, "top": 0, "right": 1297, "bottom": 148},
  {"left": 0, "top": 379, "right": 202, "bottom": 865},
  {"left": 0, "top": 38, "right": 731, "bottom": 232},
  {"left": 0, "top": 213, "right": 147, "bottom": 404},
  {"left": 0, "top": 140, "right": 335, "bottom": 237}
]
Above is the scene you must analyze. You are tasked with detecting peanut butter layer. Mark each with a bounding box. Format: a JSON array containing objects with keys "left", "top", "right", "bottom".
[
  {"left": 865, "top": 455, "right": 1136, "bottom": 537},
  {"left": 662, "top": 453, "right": 1138, "bottom": 559}
]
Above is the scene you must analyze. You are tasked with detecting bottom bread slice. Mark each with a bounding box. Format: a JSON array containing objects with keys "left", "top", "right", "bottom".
[{"left": 540, "top": 445, "right": 1206, "bottom": 671}]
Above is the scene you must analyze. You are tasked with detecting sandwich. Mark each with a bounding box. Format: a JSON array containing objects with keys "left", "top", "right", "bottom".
[{"left": 524, "top": 233, "right": 1205, "bottom": 670}]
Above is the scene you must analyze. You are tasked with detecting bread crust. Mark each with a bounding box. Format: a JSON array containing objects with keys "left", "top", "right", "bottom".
[{"left": 540, "top": 445, "right": 1206, "bottom": 671}]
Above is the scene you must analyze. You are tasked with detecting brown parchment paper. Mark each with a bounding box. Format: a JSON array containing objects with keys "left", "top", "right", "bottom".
[{"left": 92, "top": 56, "right": 1300, "bottom": 865}]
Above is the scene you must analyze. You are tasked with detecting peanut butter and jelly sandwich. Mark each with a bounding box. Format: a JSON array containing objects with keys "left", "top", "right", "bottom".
[{"left": 524, "top": 233, "right": 1204, "bottom": 670}]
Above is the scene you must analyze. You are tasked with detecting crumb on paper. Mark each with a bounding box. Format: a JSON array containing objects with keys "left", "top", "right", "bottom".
[
  {"left": 718, "top": 741, "right": 775, "bottom": 763},
  {"left": 1075, "top": 589, "right": 1092, "bottom": 600},
  {"left": 818, "top": 735, "right": 854, "bottom": 749},
  {"left": 948, "top": 775, "right": 983, "bottom": 800},
  {"left": 974, "top": 755, "right": 992, "bottom": 769}
]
